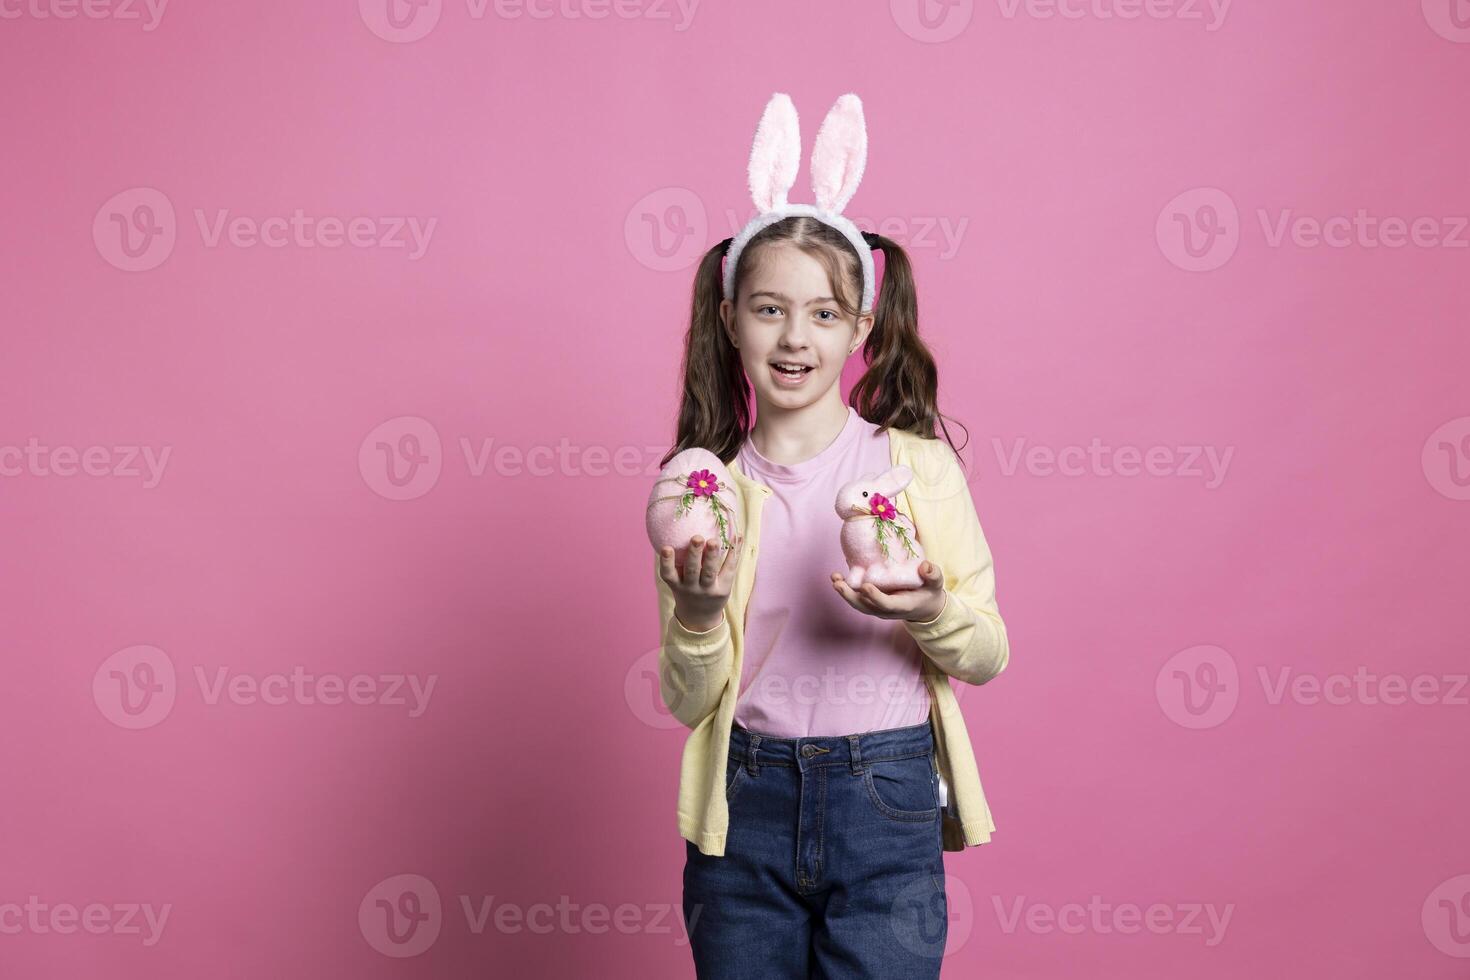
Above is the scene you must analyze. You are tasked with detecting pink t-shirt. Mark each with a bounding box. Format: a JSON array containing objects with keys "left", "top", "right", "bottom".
[{"left": 734, "top": 405, "right": 932, "bottom": 738}]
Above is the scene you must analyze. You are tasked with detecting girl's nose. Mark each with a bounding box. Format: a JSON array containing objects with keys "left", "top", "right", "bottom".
[{"left": 778, "top": 322, "right": 811, "bottom": 347}]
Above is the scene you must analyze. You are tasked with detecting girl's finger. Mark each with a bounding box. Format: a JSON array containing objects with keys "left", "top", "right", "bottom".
[
  {"left": 719, "top": 533, "right": 744, "bottom": 581},
  {"left": 658, "top": 546, "right": 679, "bottom": 586},
  {"left": 859, "top": 583, "right": 897, "bottom": 612},
  {"left": 831, "top": 576, "right": 865, "bottom": 610},
  {"left": 681, "top": 537, "right": 706, "bottom": 586},
  {"left": 699, "top": 539, "right": 723, "bottom": 587}
]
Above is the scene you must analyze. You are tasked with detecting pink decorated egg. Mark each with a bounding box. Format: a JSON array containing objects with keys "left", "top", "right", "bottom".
[{"left": 646, "top": 448, "right": 743, "bottom": 568}]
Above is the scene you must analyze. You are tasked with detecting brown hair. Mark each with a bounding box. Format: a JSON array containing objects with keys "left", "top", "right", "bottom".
[{"left": 659, "top": 215, "right": 968, "bottom": 469}]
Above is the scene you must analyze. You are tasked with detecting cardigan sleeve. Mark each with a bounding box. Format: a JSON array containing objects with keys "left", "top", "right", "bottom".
[
  {"left": 902, "top": 437, "right": 1011, "bottom": 687},
  {"left": 654, "top": 552, "right": 734, "bottom": 729}
]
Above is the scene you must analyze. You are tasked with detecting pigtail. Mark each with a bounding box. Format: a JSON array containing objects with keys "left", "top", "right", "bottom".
[
  {"left": 849, "top": 232, "right": 970, "bottom": 458},
  {"left": 659, "top": 239, "right": 753, "bottom": 470}
]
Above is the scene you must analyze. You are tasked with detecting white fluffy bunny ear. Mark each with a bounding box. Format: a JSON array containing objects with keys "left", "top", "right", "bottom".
[
  {"left": 874, "top": 465, "right": 913, "bottom": 497},
  {"left": 747, "top": 93, "right": 801, "bottom": 212},
  {"left": 810, "top": 93, "right": 867, "bottom": 215}
]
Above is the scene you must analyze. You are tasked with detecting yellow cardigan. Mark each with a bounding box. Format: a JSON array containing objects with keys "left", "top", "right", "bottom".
[{"left": 654, "top": 424, "right": 1010, "bottom": 856}]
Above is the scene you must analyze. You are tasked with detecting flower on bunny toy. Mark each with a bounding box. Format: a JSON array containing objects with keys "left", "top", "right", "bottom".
[
  {"left": 671, "top": 468, "right": 734, "bottom": 549},
  {"left": 865, "top": 492, "right": 918, "bottom": 562},
  {"left": 686, "top": 469, "right": 721, "bottom": 497}
]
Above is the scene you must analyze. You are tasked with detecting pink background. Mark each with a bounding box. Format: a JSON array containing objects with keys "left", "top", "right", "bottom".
[{"left": 3, "top": 0, "right": 1468, "bottom": 976}]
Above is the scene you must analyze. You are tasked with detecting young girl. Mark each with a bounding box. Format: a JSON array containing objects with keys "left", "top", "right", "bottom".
[{"left": 653, "top": 94, "right": 1010, "bottom": 978}]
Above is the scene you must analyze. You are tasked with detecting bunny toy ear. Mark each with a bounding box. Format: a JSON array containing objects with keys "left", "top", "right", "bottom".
[
  {"left": 874, "top": 465, "right": 914, "bottom": 497},
  {"left": 747, "top": 93, "right": 801, "bottom": 212},
  {"left": 810, "top": 93, "right": 867, "bottom": 215}
]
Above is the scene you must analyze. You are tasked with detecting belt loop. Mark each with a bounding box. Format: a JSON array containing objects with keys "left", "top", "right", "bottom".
[
  {"left": 848, "top": 734, "right": 863, "bottom": 775},
  {"left": 746, "top": 734, "right": 761, "bottom": 776}
]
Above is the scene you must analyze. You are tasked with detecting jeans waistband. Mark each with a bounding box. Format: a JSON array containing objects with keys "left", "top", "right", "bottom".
[{"left": 729, "top": 719, "right": 934, "bottom": 774}]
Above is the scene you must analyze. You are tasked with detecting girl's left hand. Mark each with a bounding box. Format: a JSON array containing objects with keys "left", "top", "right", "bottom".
[{"left": 831, "top": 561, "right": 947, "bottom": 623}]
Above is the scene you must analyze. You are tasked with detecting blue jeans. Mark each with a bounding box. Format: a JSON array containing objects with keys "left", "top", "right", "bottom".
[{"left": 682, "top": 719, "right": 948, "bottom": 978}]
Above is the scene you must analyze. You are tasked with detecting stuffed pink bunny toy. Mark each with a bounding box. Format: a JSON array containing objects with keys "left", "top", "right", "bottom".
[
  {"left": 646, "top": 448, "right": 743, "bottom": 569},
  {"left": 836, "top": 465, "right": 926, "bottom": 591}
]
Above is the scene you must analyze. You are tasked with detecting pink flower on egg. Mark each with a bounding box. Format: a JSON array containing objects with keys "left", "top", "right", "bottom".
[
  {"left": 869, "top": 493, "right": 896, "bottom": 520},
  {"left": 686, "top": 469, "right": 720, "bottom": 497}
]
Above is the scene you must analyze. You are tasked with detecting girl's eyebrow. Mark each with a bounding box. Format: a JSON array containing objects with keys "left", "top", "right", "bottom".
[{"left": 749, "top": 291, "right": 837, "bottom": 306}]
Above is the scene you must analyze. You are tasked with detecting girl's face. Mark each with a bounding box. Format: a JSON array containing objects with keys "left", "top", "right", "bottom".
[{"left": 721, "top": 243, "right": 873, "bottom": 410}]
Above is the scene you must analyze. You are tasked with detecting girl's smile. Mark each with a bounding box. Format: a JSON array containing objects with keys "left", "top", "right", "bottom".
[{"left": 769, "top": 361, "right": 816, "bottom": 386}]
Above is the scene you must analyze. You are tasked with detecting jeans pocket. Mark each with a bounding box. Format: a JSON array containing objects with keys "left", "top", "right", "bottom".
[
  {"left": 725, "top": 754, "right": 750, "bottom": 806},
  {"left": 862, "top": 752, "right": 940, "bottom": 822}
]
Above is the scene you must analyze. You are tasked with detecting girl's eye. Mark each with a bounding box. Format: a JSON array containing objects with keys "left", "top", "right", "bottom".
[
  {"left": 816, "top": 310, "right": 838, "bottom": 322},
  {"left": 758, "top": 305, "right": 781, "bottom": 316}
]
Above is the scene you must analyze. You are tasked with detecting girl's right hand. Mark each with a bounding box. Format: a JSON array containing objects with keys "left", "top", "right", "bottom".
[{"left": 659, "top": 533, "right": 744, "bottom": 633}]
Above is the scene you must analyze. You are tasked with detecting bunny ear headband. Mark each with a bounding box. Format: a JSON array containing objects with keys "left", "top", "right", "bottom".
[{"left": 722, "top": 92, "right": 876, "bottom": 314}]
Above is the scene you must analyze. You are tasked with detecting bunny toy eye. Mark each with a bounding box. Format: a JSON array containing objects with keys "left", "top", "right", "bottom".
[{"left": 861, "top": 491, "right": 868, "bottom": 497}]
